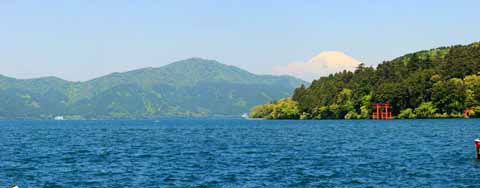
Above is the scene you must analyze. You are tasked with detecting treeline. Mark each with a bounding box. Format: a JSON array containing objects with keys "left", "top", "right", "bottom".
[{"left": 250, "top": 42, "right": 480, "bottom": 119}]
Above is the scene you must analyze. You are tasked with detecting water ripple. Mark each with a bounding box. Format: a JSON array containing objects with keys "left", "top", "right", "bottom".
[{"left": 1, "top": 119, "right": 480, "bottom": 187}]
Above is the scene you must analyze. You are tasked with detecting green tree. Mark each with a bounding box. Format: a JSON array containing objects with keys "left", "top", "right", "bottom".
[
  {"left": 464, "top": 75, "right": 480, "bottom": 107},
  {"left": 250, "top": 98, "right": 300, "bottom": 119},
  {"left": 344, "top": 111, "right": 360, "bottom": 119},
  {"left": 398, "top": 108, "right": 416, "bottom": 119},
  {"left": 359, "top": 94, "right": 372, "bottom": 119},
  {"left": 441, "top": 45, "right": 480, "bottom": 79},
  {"left": 249, "top": 103, "right": 275, "bottom": 119},
  {"left": 271, "top": 98, "right": 300, "bottom": 119},
  {"left": 414, "top": 102, "right": 437, "bottom": 118},
  {"left": 336, "top": 88, "right": 355, "bottom": 118},
  {"left": 432, "top": 78, "right": 466, "bottom": 114}
]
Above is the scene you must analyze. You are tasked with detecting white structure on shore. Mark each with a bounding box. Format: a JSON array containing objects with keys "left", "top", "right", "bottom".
[{"left": 54, "top": 116, "right": 64, "bottom": 120}]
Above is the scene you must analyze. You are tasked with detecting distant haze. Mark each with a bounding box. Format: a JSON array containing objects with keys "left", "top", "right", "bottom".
[{"left": 0, "top": 1, "right": 479, "bottom": 81}]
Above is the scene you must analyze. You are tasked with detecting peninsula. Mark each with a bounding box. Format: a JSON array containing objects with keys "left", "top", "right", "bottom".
[{"left": 250, "top": 42, "right": 480, "bottom": 120}]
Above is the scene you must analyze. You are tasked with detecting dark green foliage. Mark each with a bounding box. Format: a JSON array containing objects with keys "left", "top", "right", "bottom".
[
  {"left": 432, "top": 78, "right": 466, "bottom": 114},
  {"left": 0, "top": 58, "right": 306, "bottom": 119},
  {"left": 441, "top": 44, "right": 480, "bottom": 79},
  {"left": 253, "top": 41, "right": 480, "bottom": 119}
]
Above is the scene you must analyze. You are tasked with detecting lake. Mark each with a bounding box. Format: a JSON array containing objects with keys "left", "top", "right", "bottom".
[{"left": 1, "top": 119, "right": 480, "bottom": 187}]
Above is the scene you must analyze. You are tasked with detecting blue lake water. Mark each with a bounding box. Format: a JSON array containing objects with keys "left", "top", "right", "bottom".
[{"left": 1, "top": 119, "right": 480, "bottom": 187}]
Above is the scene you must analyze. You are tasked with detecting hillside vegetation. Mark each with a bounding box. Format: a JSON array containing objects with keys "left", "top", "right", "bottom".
[
  {"left": 0, "top": 58, "right": 306, "bottom": 119},
  {"left": 250, "top": 42, "right": 480, "bottom": 119}
]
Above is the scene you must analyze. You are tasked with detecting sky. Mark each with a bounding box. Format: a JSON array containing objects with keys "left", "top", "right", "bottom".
[{"left": 0, "top": 0, "right": 479, "bottom": 81}]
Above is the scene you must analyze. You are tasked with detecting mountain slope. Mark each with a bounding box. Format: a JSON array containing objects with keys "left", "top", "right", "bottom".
[
  {"left": 0, "top": 58, "right": 306, "bottom": 119},
  {"left": 250, "top": 41, "right": 480, "bottom": 119}
]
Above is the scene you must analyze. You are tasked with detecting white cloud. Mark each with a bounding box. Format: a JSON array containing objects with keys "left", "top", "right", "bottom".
[{"left": 273, "top": 51, "right": 361, "bottom": 81}]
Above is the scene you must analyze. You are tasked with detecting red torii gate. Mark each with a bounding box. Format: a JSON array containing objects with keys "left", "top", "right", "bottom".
[
  {"left": 464, "top": 109, "right": 474, "bottom": 118},
  {"left": 372, "top": 103, "right": 393, "bottom": 120}
]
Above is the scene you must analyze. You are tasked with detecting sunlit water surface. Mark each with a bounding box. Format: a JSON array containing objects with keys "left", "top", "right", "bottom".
[{"left": 1, "top": 119, "right": 480, "bottom": 187}]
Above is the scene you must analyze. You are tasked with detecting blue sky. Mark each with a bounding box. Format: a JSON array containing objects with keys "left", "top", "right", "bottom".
[{"left": 1, "top": 0, "right": 479, "bottom": 81}]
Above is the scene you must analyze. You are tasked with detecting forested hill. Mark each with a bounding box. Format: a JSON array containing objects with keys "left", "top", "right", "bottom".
[
  {"left": 0, "top": 58, "right": 306, "bottom": 119},
  {"left": 250, "top": 42, "right": 480, "bottom": 119}
]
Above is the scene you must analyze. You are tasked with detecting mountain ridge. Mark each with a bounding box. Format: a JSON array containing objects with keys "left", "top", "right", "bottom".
[
  {"left": 0, "top": 58, "right": 307, "bottom": 119},
  {"left": 1, "top": 57, "right": 301, "bottom": 84}
]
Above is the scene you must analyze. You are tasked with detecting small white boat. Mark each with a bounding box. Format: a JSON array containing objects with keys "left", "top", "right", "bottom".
[{"left": 54, "top": 116, "right": 64, "bottom": 120}]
